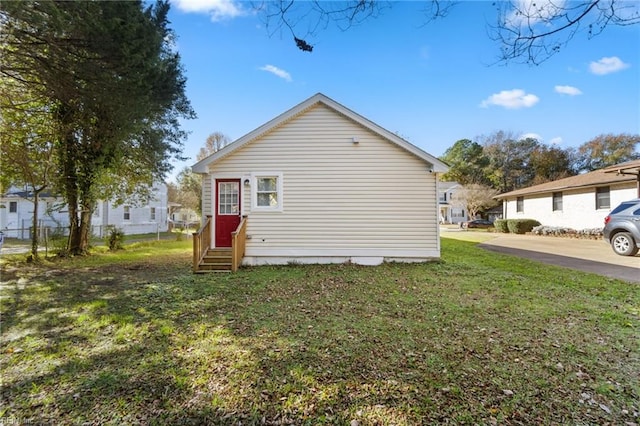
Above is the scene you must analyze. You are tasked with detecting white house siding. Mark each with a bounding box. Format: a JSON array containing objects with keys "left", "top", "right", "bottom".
[
  {"left": 202, "top": 177, "right": 212, "bottom": 219},
  {"left": 92, "top": 184, "right": 169, "bottom": 236},
  {"left": 503, "top": 183, "right": 637, "bottom": 229},
  {"left": 438, "top": 182, "right": 468, "bottom": 224},
  {"left": 2, "top": 184, "right": 169, "bottom": 239},
  {"left": 206, "top": 104, "right": 440, "bottom": 264},
  {"left": 0, "top": 196, "right": 67, "bottom": 239}
]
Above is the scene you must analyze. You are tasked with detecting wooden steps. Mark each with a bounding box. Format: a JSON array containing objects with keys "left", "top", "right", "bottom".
[{"left": 196, "top": 248, "right": 232, "bottom": 273}]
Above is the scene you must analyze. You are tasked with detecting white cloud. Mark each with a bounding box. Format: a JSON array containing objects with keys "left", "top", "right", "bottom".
[
  {"left": 172, "top": 0, "right": 245, "bottom": 21},
  {"left": 259, "top": 65, "right": 292, "bottom": 82},
  {"left": 554, "top": 85, "right": 582, "bottom": 96},
  {"left": 589, "top": 56, "right": 630, "bottom": 75},
  {"left": 520, "top": 132, "right": 543, "bottom": 141},
  {"left": 505, "top": 0, "right": 565, "bottom": 28},
  {"left": 549, "top": 137, "right": 563, "bottom": 145},
  {"left": 480, "top": 89, "right": 540, "bottom": 109}
]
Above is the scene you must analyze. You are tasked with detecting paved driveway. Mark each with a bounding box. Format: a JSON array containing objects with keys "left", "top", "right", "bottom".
[{"left": 475, "top": 233, "right": 639, "bottom": 283}]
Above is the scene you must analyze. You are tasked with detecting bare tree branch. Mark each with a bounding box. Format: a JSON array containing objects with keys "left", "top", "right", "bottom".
[
  {"left": 251, "top": 0, "right": 638, "bottom": 63},
  {"left": 490, "top": 0, "right": 640, "bottom": 64}
]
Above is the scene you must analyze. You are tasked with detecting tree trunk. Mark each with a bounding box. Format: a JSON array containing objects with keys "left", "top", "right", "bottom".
[
  {"left": 77, "top": 200, "right": 94, "bottom": 254},
  {"left": 63, "top": 151, "right": 82, "bottom": 255},
  {"left": 29, "top": 188, "right": 47, "bottom": 259}
]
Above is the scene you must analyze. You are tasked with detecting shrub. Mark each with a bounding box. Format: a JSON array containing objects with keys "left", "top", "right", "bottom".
[
  {"left": 105, "top": 226, "right": 125, "bottom": 251},
  {"left": 46, "top": 227, "right": 69, "bottom": 256},
  {"left": 493, "top": 219, "right": 509, "bottom": 233},
  {"left": 507, "top": 219, "right": 541, "bottom": 234}
]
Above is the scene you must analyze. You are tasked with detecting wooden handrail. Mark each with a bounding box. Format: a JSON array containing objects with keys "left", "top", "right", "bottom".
[
  {"left": 231, "top": 216, "right": 247, "bottom": 272},
  {"left": 192, "top": 215, "right": 212, "bottom": 273}
]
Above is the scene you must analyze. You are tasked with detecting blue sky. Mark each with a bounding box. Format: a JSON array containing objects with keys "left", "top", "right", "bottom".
[{"left": 166, "top": 1, "right": 640, "bottom": 180}]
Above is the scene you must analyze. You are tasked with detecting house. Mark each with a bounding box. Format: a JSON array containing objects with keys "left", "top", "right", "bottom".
[
  {"left": 191, "top": 93, "right": 448, "bottom": 271},
  {"left": 0, "top": 190, "right": 67, "bottom": 239},
  {"left": 495, "top": 160, "right": 640, "bottom": 229},
  {"left": 0, "top": 182, "right": 169, "bottom": 239},
  {"left": 169, "top": 206, "right": 200, "bottom": 228},
  {"left": 92, "top": 182, "right": 169, "bottom": 236},
  {"left": 438, "top": 181, "right": 469, "bottom": 224}
]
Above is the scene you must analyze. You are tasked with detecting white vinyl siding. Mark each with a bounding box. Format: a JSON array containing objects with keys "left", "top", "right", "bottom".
[{"left": 206, "top": 104, "right": 438, "bottom": 257}]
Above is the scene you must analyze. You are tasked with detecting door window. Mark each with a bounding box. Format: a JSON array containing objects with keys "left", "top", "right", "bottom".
[{"left": 218, "top": 182, "right": 239, "bottom": 215}]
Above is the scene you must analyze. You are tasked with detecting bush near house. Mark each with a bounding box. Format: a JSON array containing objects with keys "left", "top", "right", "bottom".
[
  {"left": 494, "top": 219, "right": 541, "bottom": 234},
  {"left": 493, "top": 219, "right": 509, "bottom": 233},
  {"left": 507, "top": 219, "right": 541, "bottom": 234}
]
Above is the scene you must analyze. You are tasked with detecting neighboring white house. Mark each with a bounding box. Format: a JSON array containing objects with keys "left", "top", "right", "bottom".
[
  {"left": 0, "top": 183, "right": 169, "bottom": 239},
  {"left": 169, "top": 207, "right": 200, "bottom": 227},
  {"left": 0, "top": 190, "right": 67, "bottom": 239},
  {"left": 192, "top": 93, "right": 448, "bottom": 266},
  {"left": 92, "top": 182, "right": 169, "bottom": 236},
  {"left": 495, "top": 162, "right": 639, "bottom": 229},
  {"left": 438, "top": 181, "right": 469, "bottom": 224}
]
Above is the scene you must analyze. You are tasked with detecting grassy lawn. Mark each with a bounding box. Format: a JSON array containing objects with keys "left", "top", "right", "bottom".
[{"left": 1, "top": 238, "right": 638, "bottom": 425}]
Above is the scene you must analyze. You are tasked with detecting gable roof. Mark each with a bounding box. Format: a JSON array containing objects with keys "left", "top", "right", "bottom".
[
  {"left": 192, "top": 93, "right": 448, "bottom": 173},
  {"left": 496, "top": 166, "right": 637, "bottom": 199}
]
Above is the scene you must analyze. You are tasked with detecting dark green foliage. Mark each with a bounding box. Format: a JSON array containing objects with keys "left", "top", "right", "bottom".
[
  {"left": 105, "top": 227, "right": 125, "bottom": 251},
  {"left": 439, "top": 139, "right": 490, "bottom": 185},
  {"left": 0, "top": 1, "right": 194, "bottom": 255},
  {"left": 507, "top": 219, "right": 541, "bottom": 234},
  {"left": 493, "top": 219, "right": 509, "bottom": 233}
]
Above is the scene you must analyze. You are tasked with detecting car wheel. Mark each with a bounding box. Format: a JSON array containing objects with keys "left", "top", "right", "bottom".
[{"left": 610, "top": 232, "right": 639, "bottom": 256}]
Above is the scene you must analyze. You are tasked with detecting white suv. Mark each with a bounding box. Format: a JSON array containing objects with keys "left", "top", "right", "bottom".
[{"left": 603, "top": 198, "right": 640, "bottom": 256}]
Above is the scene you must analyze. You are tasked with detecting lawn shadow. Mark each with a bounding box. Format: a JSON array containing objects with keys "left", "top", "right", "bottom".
[{"left": 2, "top": 247, "right": 638, "bottom": 425}]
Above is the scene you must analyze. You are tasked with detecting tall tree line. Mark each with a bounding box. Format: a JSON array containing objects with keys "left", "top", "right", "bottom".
[
  {"left": 0, "top": 1, "right": 194, "bottom": 256},
  {"left": 440, "top": 132, "right": 640, "bottom": 194}
]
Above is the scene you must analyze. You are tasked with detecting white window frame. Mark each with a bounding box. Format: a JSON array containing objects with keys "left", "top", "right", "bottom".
[
  {"left": 123, "top": 205, "right": 131, "bottom": 221},
  {"left": 9, "top": 201, "right": 17, "bottom": 213},
  {"left": 251, "top": 172, "right": 283, "bottom": 212},
  {"left": 150, "top": 207, "right": 156, "bottom": 221}
]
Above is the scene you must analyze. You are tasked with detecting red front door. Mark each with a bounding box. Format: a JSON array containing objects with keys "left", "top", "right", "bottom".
[{"left": 215, "top": 179, "right": 241, "bottom": 247}]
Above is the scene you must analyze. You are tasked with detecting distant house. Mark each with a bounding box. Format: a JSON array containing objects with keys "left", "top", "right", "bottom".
[
  {"left": 92, "top": 182, "right": 169, "bottom": 236},
  {"left": 192, "top": 93, "right": 448, "bottom": 270},
  {"left": 0, "top": 190, "right": 66, "bottom": 239},
  {"left": 0, "top": 183, "right": 169, "bottom": 239},
  {"left": 169, "top": 206, "right": 200, "bottom": 228},
  {"left": 438, "top": 182, "right": 468, "bottom": 224},
  {"left": 495, "top": 160, "right": 640, "bottom": 229}
]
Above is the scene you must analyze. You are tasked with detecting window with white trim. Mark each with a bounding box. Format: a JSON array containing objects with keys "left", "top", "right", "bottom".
[
  {"left": 150, "top": 207, "right": 156, "bottom": 221},
  {"left": 516, "top": 197, "right": 524, "bottom": 213},
  {"left": 123, "top": 205, "right": 131, "bottom": 221},
  {"left": 252, "top": 173, "right": 283, "bottom": 211},
  {"left": 9, "top": 201, "right": 17, "bottom": 213}
]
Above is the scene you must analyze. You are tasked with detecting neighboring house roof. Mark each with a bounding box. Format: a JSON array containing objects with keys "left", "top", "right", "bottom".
[
  {"left": 192, "top": 93, "right": 448, "bottom": 174},
  {"left": 439, "top": 181, "right": 461, "bottom": 192},
  {"left": 496, "top": 166, "right": 637, "bottom": 199},
  {"left": 1, "top": 190, "right": 59, "bottom": 199},
  {"left": 602, "top": 159, "right": 640, "bottom": 177}
]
